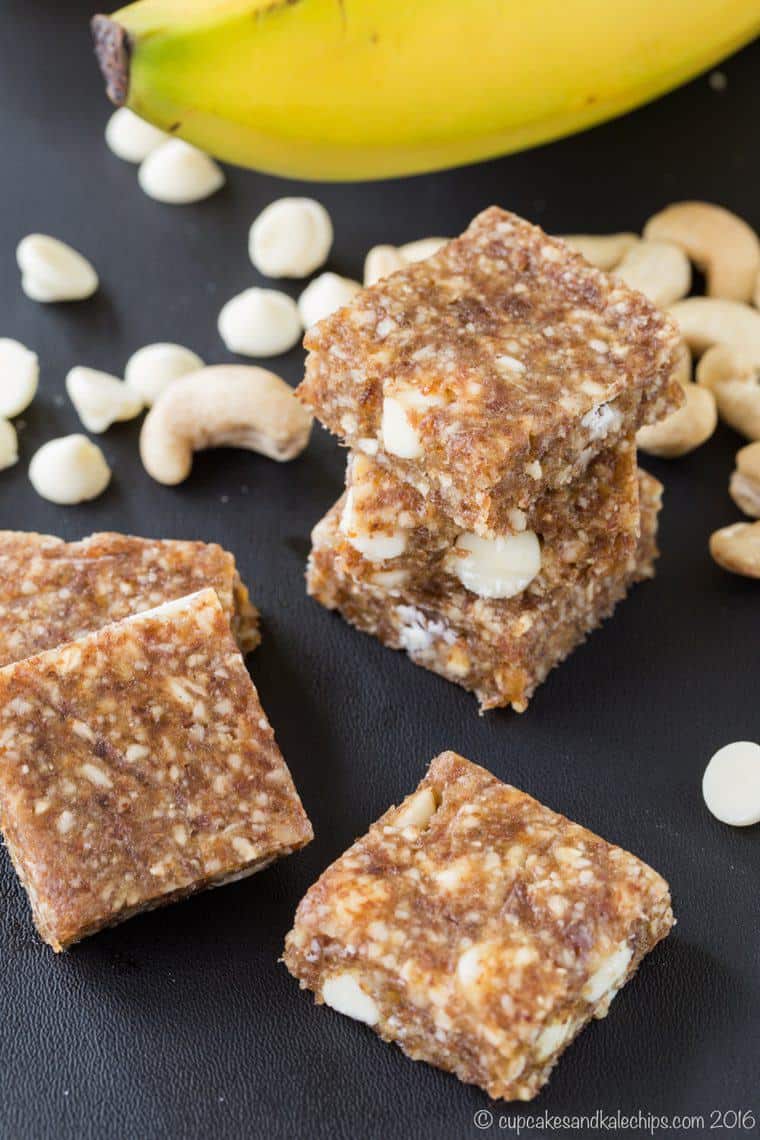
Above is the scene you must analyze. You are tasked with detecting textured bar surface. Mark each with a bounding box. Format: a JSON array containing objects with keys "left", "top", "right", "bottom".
[
  {"left": 307, "top": 471, "right": 662, "bottom": 712},
  {"left": 298, "top": 206, "right": 681, "bottom": 536},
  {"left": 0, "top": 530, "right": 260, "bottom": 667},
  {"left": 0, "top": 589, "right": 311, "bottom": 950},
  {"left": 335, "top": 440, "right": 641, "bottom": 595},
  {"left": 284, "top": 751, "right": 674, "bottom": 1101}
]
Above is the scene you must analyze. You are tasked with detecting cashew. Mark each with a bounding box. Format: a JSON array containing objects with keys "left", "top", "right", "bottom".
[
  {"left": 668, "top": 298, "right": 760, "bottom": 365},
  {"left": 364, "top": 245, "right": 406, "bottom": 286},
  {"left": 66, "top": 367, "right": 144, "bottom": 434},
  {"left": 613, "top": 240, "right": 691, "bottom": 307},
  {"left": 138, "top": 140, "right": 224, "bottom": 204},
  {"left": 558, "top": 233, "right": 638, "bottom": 270},
  {"left": 671, "top": 339, "right": 692, "bottom": 388},
  {"left": 709, "top": 521, "right": 760, "bottom": 579},
  {"left": 0, "top": 338, "right": 39, "bottom": 417},
  {"left": 644, "top": 202, "right": 760, "bottom": 302},
  {"left": 105, "top": 108, "right": 168, "bottom": 163},
  {"left": 218, "top": 288, "right": 302, "bottom": 357},
  {"left": 755, "top": 268, "right": 760, "bottom": 310},
  {"left": 298, "top": 273, "right": 361, "bottom": 329},
  {"left": 696, "top": 344, "right": 760, "bottom": 440},
  {"left": 0, "top": 419, "right": 18, "bottom": 472},
  {"left": 124, "top": 343, "right": 204, "bottom": 406},
  {"left": 249, "top": 198, "right": 333, "bottom": 278},
  {"left": 17, "top": 235, "right": 98, "bottom": 303},
  {"left": 139, "top": 365, "right": 312, "bottom": 485},
  {"left": 29, "top": 435, "right": 111, "bottom": 504},
  {"left": 729, "top": 442, "right": 760, "bottom": 518},
  {"left": 636, "top": 383, "right": 717, "bottom": 458}
]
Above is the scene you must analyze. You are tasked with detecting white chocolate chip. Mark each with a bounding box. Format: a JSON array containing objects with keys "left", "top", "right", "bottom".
[
  {"left": 449, "top": 531, "right": 541, "bottom": 599},
  {"left": 702, "top": 741, "right": 760, "bottom": 827},
  {"left": 66, "top": 367, "right": 144, "bottom": 433},
  {"left": 392, "top": 787, "right": 437, "bottom": 830},
  {"left": 340, "top": 488, "right": 407, "bottom": 562},
  {"left": 138, "top": 140, "right": 224, "bottom": 204},
  {"left": 28, "top": 435, "right": 111, "bottom": 505},
  {"left": 124, "top": 343, "right": 204, "bottom": 405},
  {"left": 218, "top": 288, "right": 302, "bottom": 357},
  {"left": 381, "top": 397, "right": 422, "bottom": 459},
  {"left": 321, "top": 973, "right": 379, "bottom": 1026},
  {"left": 0, "top": 419, "right": 19, "bottom": 471},
  {"left": 249, "top": 197, "right": 333, "bottom": 278},
  {"left": 17, "top": 235, "right": 98, "bottom": 303},
  {"left": 105, "top": 107, "right": 169, "bottom": 163},
  {"left": 581, "top": 402, "right": 623, "bottom": 440},
  {"left": 0, "top": 338, "right": 39, "bottom": 417},
  {"left": 582, "top": 942, "right": 632, "bottom": 1003},
  {"left": 364, "top": 244, "right": 406, "bottom": 286},
  {"left": 57, "top": 810, "right": 75, "bottom": 835},
  {"left": 298, "top": 273, "right": 361, "bottom": 329},
  {"left": 398, "top": 236, "right": 449, "bottom": 263}
]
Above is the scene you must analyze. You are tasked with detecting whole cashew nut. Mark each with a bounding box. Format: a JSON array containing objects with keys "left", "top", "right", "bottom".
[
  {"left": 729, "top": 441, "right": 760, "bottom": 518},
  {"left": 644, "top": 202, "right": 760, "bottom": 303},
  {"left": 709, "top": 521, "right": 760, "bottom": 579},
  {"left": 668, "top": 298, "right": 760, "bottom": 365},
  {"left": 139, "top": 365, "right": 312, "bottom": 485},
  {"left": 636, "top": 383, "right": 717, "bottom": 458},
  {"left": 613, "top": 240, "right": 691, "bottom": 308},
  {"left": 696, "top": 344, "right": 760, "bottom": 441},
  {"left": 558, "top": 233, "right": 638, "bottom": 270}
]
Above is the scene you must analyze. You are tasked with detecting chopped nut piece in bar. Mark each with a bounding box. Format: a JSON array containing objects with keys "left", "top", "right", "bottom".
[
  {"left": 298, "top": 207, "right": 682, "bottom": 536},
  {"left": 307, "top": 470, "right": 662, "bottom": 712},
  {"left": 284, "top": 751, "right": 674, "bottom": 1101},
  {"left": 336, "top": 440, "right": 641, "bottom": 598},
  {"left": 0, "top": 589, "right": 312, "bottom": 950},
  {"left": 0, "top": 530, "right": 260, "bottom": 668}
]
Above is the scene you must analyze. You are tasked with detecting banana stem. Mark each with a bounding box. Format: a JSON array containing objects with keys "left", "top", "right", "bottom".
[{"left": 92, "top": 15, "right": 131, "bottom": 105}]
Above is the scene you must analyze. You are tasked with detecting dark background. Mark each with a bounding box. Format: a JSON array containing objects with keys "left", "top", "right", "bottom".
[{"left": 1, "top": 5, "right": 758, "bottom": 1139}]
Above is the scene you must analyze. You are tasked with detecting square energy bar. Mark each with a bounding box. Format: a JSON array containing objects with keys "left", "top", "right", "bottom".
[
  {"left": 307, "top": 470, "right": 662, "bottom": 712},
  {"left": 0, "top": 589, "right": 312, "bottom": 950},
  {"left": 0, "top": 530, "right": 260, "bottom": 668},
  {"left": 335, "top": 440, "right": 641, "bottom": 598},
  {"left": 298, "top": 206, "right": 682, "bottom": 536},
  {"left": 284, "top": 751, "right": 674, "bottom": 1101}
]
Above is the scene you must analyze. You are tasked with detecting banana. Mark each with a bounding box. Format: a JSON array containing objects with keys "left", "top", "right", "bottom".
[{"left": 93, "top": 0, "right": 760, "bottom": 181}]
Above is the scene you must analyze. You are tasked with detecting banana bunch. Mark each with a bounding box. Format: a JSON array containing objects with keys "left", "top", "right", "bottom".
[{"left": 93, "top": 0, "right": 760, "bottom": 181}]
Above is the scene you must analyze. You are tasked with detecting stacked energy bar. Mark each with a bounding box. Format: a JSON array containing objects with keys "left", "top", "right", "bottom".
[{"left": 298, "top": 207, "right": 682, "bottom": 711}]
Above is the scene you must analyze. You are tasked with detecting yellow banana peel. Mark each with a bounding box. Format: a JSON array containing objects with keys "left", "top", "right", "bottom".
[{"left": 93, "top": 0, "right": 760, "bottom": 181}]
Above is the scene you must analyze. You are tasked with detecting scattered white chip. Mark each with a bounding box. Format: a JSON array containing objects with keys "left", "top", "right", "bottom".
[
  {"left": 392, "top": 788, "right": 437, "bottom": 830},
  {"left": 105, "top": 108, "right": 169, "bottom": 163},
  {"left": 125, "top": 343, "right": 204, "bottom": 405},
  {"left": 321, "top": 974, "right": 379, "bottom": 1026},
  {"left": 65, "top": 367, "right": 144, "bottom": 434},
  {"left": 0, "top": 338, "right": 39, "bottom": 417},
  {"left": 218, "top": 288, "right": 302, "bottom": 357},
  {"left": 449, "top": 531, "right": 542, "bottom": 599},
  {"left": 138, "top": 140, "right": 225, "bottom": 204},
  {"left": 364, "top": 244, "right": 406, "bottom": 286},
  {"left": 398, "top": 236, "right": 449, "bottom": 263},
  {"left": 17, "top": 235, "right": 98, "bottom": 303},
  {"left": 29, "top": 435, "right": 111, "bottom": 505},
  {"left": 298, "top": 273, "right": 361, "bottom": 329},
  {"left": 249, "top": 197, "right": 333, "bottom": 278},
  {"left": 702, "top": 741, "right": 760, "bottom": 827},
  {"left": 381, "top": 396, "right": 423, "bottom": 460},
  {"left": 340, "top": 488, "right": 407, "bottom": 562},
  {"left": 0, "top": 419, "right": 18, "bottom": 472},
  {"left": 582, "top": 942, "right": 632, "bottom": 1004}
]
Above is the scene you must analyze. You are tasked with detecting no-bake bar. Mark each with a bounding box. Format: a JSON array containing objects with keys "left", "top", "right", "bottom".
[
  {"left": 335, "top": 441, "right": 641, "bottom": 597},
  {"left": 0, "top": 530, "right": 260, "bottom": 668},
  {"left": 0, "top": 589, "right": 312, "bottom": 950},
  {"left": 284, "top": 751, "right": 674, "bottom": 1101},
  {"left": 298, "top": 206, "right": 682, "bottom": 536},
  {"left": 307, "top": 470, "right": 662, "bottom": 712}
]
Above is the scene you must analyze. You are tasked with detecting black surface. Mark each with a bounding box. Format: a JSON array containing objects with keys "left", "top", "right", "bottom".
[{"left": 1, "top": 6, "right": 759, "bottom": 1139}]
